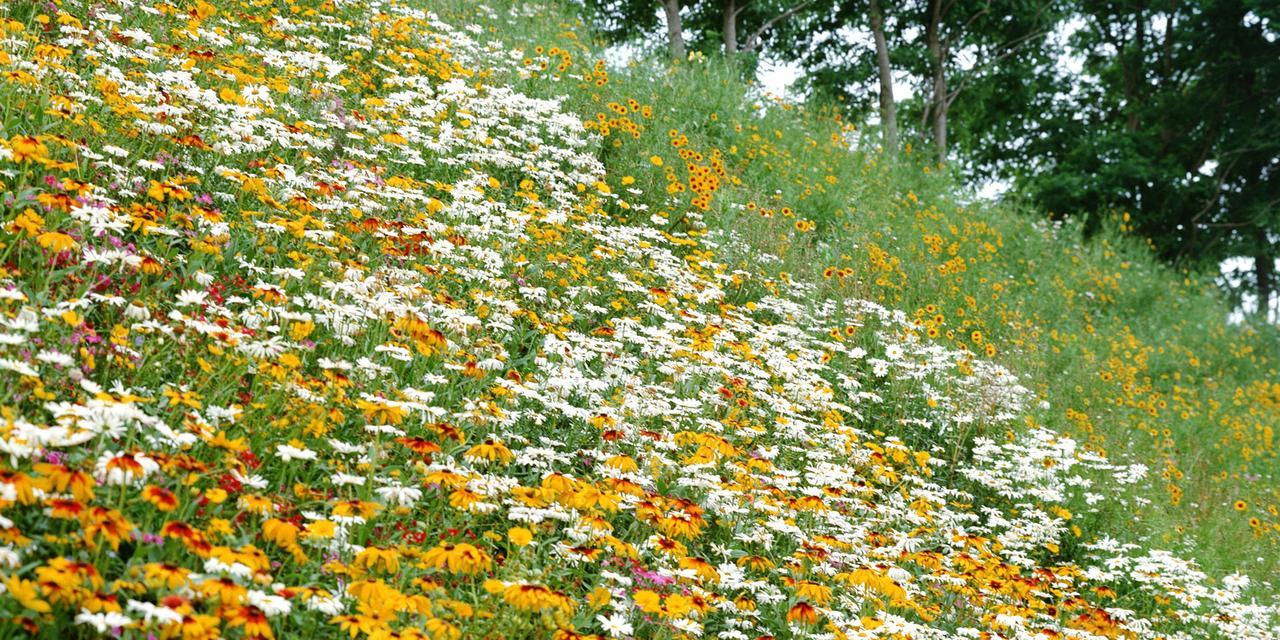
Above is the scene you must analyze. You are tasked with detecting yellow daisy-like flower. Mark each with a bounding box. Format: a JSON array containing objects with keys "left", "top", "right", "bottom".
[
  {"left": 503, "top": 583, "right": 571, "bottom": 612},
  {"left": 464, "top": 439, "right": 513, "bottom": 464},
  {"left": 354, "top": 547, "right": 401, "bottom": 575},
  {"left": 421, "top": 542, "right": 491, "bottom": 575},
  {"left": 507, "top": 527, "right": 533, "bottom": 547},
  {"left": 794, "top": 581, "right": 833, "bottom": 606},
  {"left": 786, "top": 601, "right": 820, "bottom": 625},
  {"left": 35, "top": 231, "right": 78, "bottom": 253},
  {"left": 8, "top": 135, "right": 47, "bottom": 163},
  {"left": 4, "top": 576, "right": 50, "bottom": 613}
]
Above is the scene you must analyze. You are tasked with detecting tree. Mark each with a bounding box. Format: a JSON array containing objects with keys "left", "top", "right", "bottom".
[
  {"left": 578, "top": 0, "right": 686, "bottom": 60},
  {"left": 869, "top": 0, "right": 898, "bottom": 149},
  {"left": 580, "top": 0, "right": 815, "bottom": 63},
  {"left": 916, "top": 0, "right": 1061, "bottom": 163},
  {"left": 768, "top": 0, "right": 900, "bottom": 135},
  {"left": 1012, "top": 0, "right": 1280, "bottom": 317},
  {"left": 718, "top": 0, "right": 817, "bottom": 57},
  {"left": 772, "top": 0, "right": 1063, "bottom": 162},
  {"left": 662, "top": 0, "right": 688, "bottom": 59}
]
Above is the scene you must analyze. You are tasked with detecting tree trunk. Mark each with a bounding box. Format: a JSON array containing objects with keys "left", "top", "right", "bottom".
[
  {"left": 1124, "top": 2, "right": 1146, "bottom": 132},
  {"left": 869, "top": 0, "right": 897, "bottom": 150},
  {"left": 1256, "top": 228, "right": 1274, "bottom": 321},
  {"left": 1158, "top": 8, "right": 1175, "bottom": 153},
  {"left": 932, "top": 67, "right": 947, "bottom": 162},
  {"left": 925, "top": 0, "right": 947, "bottom": 163},
  {"left": 723, "top": 0, "right": 738, "bottom": 56},
  {"left": 661, "top": 0, "right": 686, "bottom": 60}
]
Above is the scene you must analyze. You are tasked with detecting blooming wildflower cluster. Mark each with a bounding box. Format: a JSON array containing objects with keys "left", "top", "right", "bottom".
[{"left": 0, "top": 0, "right": 1275, "bottom": 639}]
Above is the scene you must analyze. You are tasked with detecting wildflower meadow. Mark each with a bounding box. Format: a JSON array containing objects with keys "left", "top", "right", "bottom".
[{"left": 0, "top": 0, "right": 1276, "bottom": 638}]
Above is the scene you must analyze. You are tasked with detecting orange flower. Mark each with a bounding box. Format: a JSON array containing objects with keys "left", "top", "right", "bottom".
[
  {"left": 421, "top": 542, "right": 491, "bottom": 575},
  {"left": 502, "top": 583, "right": 572, "bottom": 612},
  {"left": 81, "top": 507, "right": 133, "bottom": 550},
  {"left": 0, "top": 471, "right": 36, "bottom": 504},
  {"left": 786, "top": 601, "right": 820, "bottom": 625},
  {"left": 47, "top": 498, "right": 85, "bottom": 519},
  {"left": 142, "top": 485, "right": 179, "bottom": 512},
  {"left": 8, "top": 135, "right": 47, "bottom": 163},
  {"left": 227, "top": 604, "right": 273, "bottom": 639},
  {"left": 161, "top": 521, "right": 211, "bottom": 555},
  {"left": 395, "top": 436, "right": 441, "bottom": 457}
]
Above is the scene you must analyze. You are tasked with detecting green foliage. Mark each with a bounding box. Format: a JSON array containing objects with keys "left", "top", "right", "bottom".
[{"left": 1015, "top": 1, "right": 1280, "bottom": 280}]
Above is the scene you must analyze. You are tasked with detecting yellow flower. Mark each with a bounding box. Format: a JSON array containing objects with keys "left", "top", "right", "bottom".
[
  {"left": 238, "top": 494, "right": 274, "bottom": 515},
  {"left": 11, "top": 209, "right": 44, "bottom": 235},
  {"left": 424, "top": 618, "right": 460, "bottom": 640},
  {"left": 8, "top": 136, "right": 47, "bottom": 163},
  {"left": 303, "top": 519, "right": 336, "bottom": 540},
  {"left": 356, "top": 399, "right": 406, "bottom": 426},
  {"left": 354, "top": 547, "right": 401, "bottom": 575},
  {"left": 192, "top": 0, "right": 218, "bottom": 20},
  {"left": 794, "top": 581, "right": 833, "bottom": 606},
  {"left": 204, "top": 488, "right": 228, "bottom": 504},
  {"left": 143, "top": 562, "right": 190, "bottom": 590},
  {"left": 217, "top": 86, "right": 243, "bottom": 105},
  {"left": 501, "top": 583, "right": 571, "bottom": 612},
  {"left": 649, "top": 155, "right": 663, "bottom": 166},
  {"left": 262, "top": 518, "right": 299, "bottom": 548},
  {"left": 507, "top": 527, "right": 533, "bottom": 547},
  {"left": 333, "top": 500, "right": 381, "bottom": 518},
  {"left": 421, "top": 543, "right": 491, "bottom": 575},
  {"left": 290, "top": 320, "right": 315, "bottom": 341},
  {"left": 464, "top": 439, "right": 513, "bottom": 465},
  {"left": 786, "top": 601, "right": 820, "bottom": 625},
  {"left": 633, "top": 589, "right": 661, "bottom": 614},
  {"left": 5, "top": 575, "right": 51, "bottom": 613},
  {"left": 663, "top": 593, "right": 692, "bottom": 618},
  {"left": 35, "top": 231, "right": 78, "bottom": 253}
]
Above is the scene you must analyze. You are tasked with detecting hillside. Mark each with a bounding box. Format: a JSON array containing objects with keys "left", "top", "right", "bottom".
[{"left": 0, "top": 0, "right": 1276, "bottom": 638}]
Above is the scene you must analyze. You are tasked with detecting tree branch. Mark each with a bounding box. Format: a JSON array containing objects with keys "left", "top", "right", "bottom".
[
  {"left": 1191, "top": 156, "right": 1240, "bottom": 224},
  {"left": 743, "top": 0, "right": 815, "bottom": 52},
  {"left": 943, "top": 27, "right": 1055, "bottom": 108}
]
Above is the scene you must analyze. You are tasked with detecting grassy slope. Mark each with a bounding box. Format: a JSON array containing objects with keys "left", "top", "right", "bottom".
[
  {"left": 441, "top": 0, "right": 1280, "bottom": 579},
  {"left": 0, "top": 0, "right": 1275, "bottom": 634}
]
